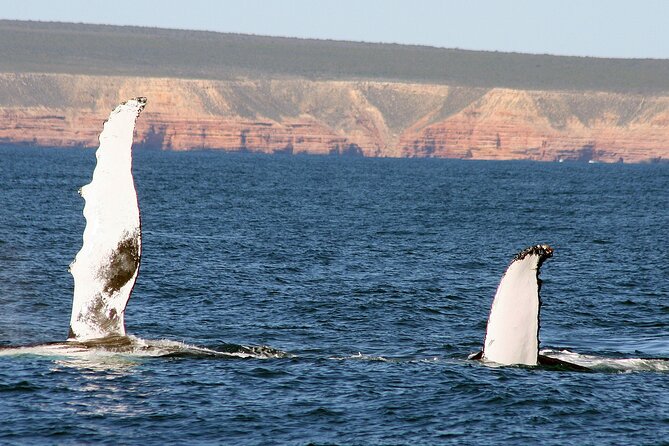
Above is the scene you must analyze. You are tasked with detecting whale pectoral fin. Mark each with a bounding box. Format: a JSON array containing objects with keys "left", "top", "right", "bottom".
[
  {"left": 481, "top": 245, "right": 553, "bottom": 366},
  {"left": 68, "top": 97, "right": 146, "bottom": 342},
  {"left": 468, "top": 350, "right": 483, "bottom": 360},
  {"left": 537, "top": 354, "right": 591, "bottom": 372}
]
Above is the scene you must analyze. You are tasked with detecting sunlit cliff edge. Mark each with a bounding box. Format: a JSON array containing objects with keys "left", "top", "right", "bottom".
[{"left": 1, "top": 20, "right": 668, "bottom": 162}]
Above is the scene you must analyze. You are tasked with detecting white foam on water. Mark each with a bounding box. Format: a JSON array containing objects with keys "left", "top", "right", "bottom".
[
  {"left": 0, "top": 335, "right": 287, "bottom": 362},
  {"left": 329, "top": 352, "right": 389, "bottom": 362},
  {"left": 540, "top": 349, "right": 669, "bottom": 372}
]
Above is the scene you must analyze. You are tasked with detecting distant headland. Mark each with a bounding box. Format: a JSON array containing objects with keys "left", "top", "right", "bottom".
[{"left": 1, "top": 20, "right": 668, "bottom": 162}]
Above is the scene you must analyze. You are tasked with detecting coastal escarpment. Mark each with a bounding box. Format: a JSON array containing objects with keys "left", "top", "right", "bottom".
[{"left": 1, "top": 73, "right": 668, "bottom": 162}]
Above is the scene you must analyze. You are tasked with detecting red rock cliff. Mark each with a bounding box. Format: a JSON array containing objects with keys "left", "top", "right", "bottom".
[{"left": 1, "top": 73, "right": 668, "bottom": 162}]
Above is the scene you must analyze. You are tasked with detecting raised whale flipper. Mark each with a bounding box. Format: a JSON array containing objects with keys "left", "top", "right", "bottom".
[
  {"left": 480, "top": 245, "right": 553, "bottom": 366},
  {"left": 68, "top": 97, "right": 147, "bottom": 341}
]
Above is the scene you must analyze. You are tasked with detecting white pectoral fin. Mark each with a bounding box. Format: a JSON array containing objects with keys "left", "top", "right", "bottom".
[
  {"left": 481, "top": 245, "right": 553, "bottom": 366},
  {"left": 68, "top": 98, "right": 146, "bottom": 341}
]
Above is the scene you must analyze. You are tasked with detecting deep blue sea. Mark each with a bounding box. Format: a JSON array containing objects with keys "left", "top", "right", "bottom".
[{"left": 0, "top": 145, "right": 668, "bottom": 445}]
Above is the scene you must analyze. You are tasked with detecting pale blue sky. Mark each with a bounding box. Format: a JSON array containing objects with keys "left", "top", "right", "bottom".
[{"left": 2, "top": 0, "right": 668, "bottom": 59}]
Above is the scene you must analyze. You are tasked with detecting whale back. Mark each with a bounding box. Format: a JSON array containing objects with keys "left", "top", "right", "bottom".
[
  {"left": 482, "top": 245, "right": 553, "bottom": 365},
  {"left": 68, "top": 97, "right": 146, "bottom": 341}
]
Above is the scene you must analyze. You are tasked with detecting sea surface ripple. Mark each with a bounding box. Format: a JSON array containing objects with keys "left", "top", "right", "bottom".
[{"left": 0, "top": 146, "right": 667, "bottom": 445}]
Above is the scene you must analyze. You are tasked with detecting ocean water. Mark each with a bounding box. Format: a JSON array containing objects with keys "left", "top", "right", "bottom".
[{"left": 0, "top": 145, "right": 667, "bottom": 445}]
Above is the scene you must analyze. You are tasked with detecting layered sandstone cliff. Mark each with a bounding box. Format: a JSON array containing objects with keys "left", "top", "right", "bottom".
[{"left": 1, "top": 72, "right": 668, "bottom": 163}]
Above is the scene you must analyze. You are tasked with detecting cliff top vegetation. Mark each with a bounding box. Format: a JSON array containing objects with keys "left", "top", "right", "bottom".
[{"left": 2, "top": 19, "right": 669, "bottom": 93}]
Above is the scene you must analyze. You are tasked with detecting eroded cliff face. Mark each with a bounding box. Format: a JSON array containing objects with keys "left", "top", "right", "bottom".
[{"left": 1, "top": 73, "right": 668, "bottom": 162}]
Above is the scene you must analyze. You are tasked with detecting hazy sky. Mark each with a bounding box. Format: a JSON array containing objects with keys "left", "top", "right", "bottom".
[{"left": 2, "top": 0, "right": 668, "bottom": 59}]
